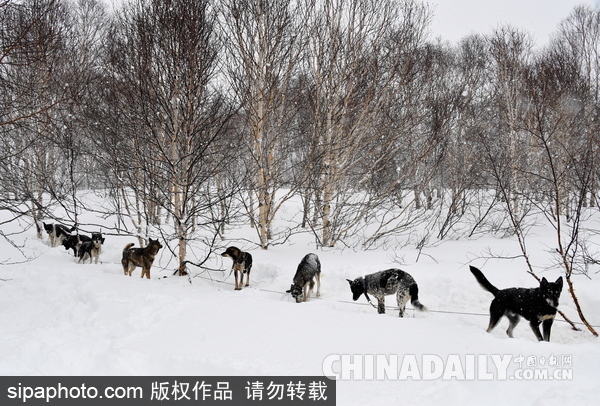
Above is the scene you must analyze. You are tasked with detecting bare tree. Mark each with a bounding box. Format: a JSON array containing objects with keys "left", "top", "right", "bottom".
[
  {"left": 517, "top": 35, "right": 598, "bottom": 336},
  {"left": 104, "top": 0, "right": 238, "bottom": 276},
  {"left": 556, "top": 5, "right": 600, "bottom": 207},
  {"left": 487, "top": 26, "right": 534, "bottom": 218},
  {"left": 0, "top": 0, "right": 76, "bottom": 241},
  {"left": 302, "top": 0, "right": 434, "bottom": 247},
  {"left": 221, "top": 0, "right": 310, "bottom": 249}
]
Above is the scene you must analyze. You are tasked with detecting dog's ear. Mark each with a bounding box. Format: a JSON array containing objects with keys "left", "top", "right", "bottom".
[
  {"left": 555, "top": 276, "right": 563, "bottom": 288},
  {"left": 541, "top": 277, "right": 548, "bottom": 286},
  {"left": 346, "top": 279, "right": 353, "bottom": 284}
]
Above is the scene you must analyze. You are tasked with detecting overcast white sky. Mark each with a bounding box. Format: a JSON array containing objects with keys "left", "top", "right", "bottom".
[{"left": 427, "top": 0, "right": 600, "bottom": 46}]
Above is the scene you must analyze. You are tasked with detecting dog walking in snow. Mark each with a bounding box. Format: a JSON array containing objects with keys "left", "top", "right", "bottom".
[
  {"left": 347, "top": 269, "right": 427, "bottom": 317},
  {"left": 469, "top": 266, "right": 563, "bottom": 342},
  {"left": 286, "top": 253, "right": 321, "bottom": 303},
  {"left": 221, "top": 246, "right": 253, "bottom": 290},
  {"left": 122, "top": 238, "right": 163, "bottom": 279}
]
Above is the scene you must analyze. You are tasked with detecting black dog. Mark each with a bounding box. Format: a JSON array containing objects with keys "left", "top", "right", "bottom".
[
  {"left": 221, "top": 246, "right": 253, "bottom": 290},
  {"left": 347, "top": 269, "right": 427, "bottom": 317},
  {"left": 62, "top": 233, "right": 92, "bottom": 257},
  {"left": 286, "top": 253, "right": 321, "bottom": 303},
  {"left": 469, "top": 265, "right": 563, "bottom": 342},
  {"left": 43, "top": 222, "right": 72, "bottom": 247}
]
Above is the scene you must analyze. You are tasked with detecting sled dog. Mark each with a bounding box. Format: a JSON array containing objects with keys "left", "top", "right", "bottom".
[
  {"left": 221, "top": 246, "right": 253, "bottom": 290},
  {"left": 122, "top": 238, "right": 163, "bottom": 279},
  {"left": 347, "top": 269, "right": 427, "bottom": 317},
  {"left": 469, "top": 265, "right": 563, "bottom": 342},
  {"left": 286, "top": 253, "right": 321, "bottom": 303}
]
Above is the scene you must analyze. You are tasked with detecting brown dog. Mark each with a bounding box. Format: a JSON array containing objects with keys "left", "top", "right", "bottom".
[
  {"left": 221, "top": 246, "right": 253, "bottom": 290},
  {"left": 121, "top": 238, "right": 163, "bottom": 279}
]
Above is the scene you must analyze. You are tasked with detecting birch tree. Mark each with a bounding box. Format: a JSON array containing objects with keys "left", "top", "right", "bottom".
[
  {"left": 518, "top": 27, "right": 599, "bottom": 337},
  {"left": 106, "top": 0, "right": 237, "bottom": 275},
  {"left": 302, "top": 0, "right": 433, "bottom": 247},
  {"left": 487, "top": 26, "right": 533, "bottom": 217},
  {"left": 0, "top": 0, "right": 74, "bottom": 240},
  {"left": 221, "top": 0, "right": 310, "bottom": 249}
]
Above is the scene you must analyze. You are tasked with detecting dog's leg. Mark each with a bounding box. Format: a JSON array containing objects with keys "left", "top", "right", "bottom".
[
  {"left": 244, "top": 268, "right": 250, "bottom": 287},
  {"left": 396, "top": 289, "right": 411, "bottom": 318},
  {"left": 376, "top": 296, "right": 385, "bottom": 314},
  {"left": 316, "top": 273, "right": 321, "bottom": 297},
  {"left": 486, "top": 300, "right": 504, "bottom": 334},
  {"left": 234, "top": 269, "right": 241, "bottom": 290},
  {"left": 141, "top": 266, "right": 151, "bottom": 279},
  {"left": 505, "top": 313, "right": 520, "bottom": 338},
  {"left": 542, "top": 318, "right": 554, "bottom": 342},
  {"left": 303, "top": 284, "right": 309, "bottom": 302},
  {"left": 529, "top": 320, "right": 544, "bottom": 341},
  {"left": 307, "top": 280, "right": 315, "bottom": 301}
]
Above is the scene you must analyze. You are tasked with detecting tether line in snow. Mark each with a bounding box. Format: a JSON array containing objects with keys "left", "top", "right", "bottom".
[{"left": 188, "top": 273, "right": 599, "bottom": 328}]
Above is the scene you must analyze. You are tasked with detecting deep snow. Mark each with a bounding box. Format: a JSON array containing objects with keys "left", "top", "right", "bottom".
[{"left": 1, "top": 192, "right": 600, "bottom": 405}]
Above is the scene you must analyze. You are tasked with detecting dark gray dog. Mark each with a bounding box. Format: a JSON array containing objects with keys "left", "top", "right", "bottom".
[
  {"left": 347, "top": 269, "right": 427, "bottom": 317},
  {"left": 287, "top": 253, "right": 321, "bottom": 303}
]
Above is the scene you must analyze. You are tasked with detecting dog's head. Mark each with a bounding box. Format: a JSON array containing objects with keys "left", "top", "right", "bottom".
[
  {"left": 43, "top": 222, "right": 53, "bottom": 234},
  {"left": 541, "top": 276, "right": 563, "bottom": 307},
  {"left": 92, "top": 233, "right": 105, "bottom": 245},
  {"left": 148, "top": 238, "right": 163, "bottom": 253},
  {"left": 347, "top": 277, "right": 365, "bottom": 301},
  {"left": 286, "top": 283, "right": 304, "bottom": 303},
  {"left": 221, "top": 246, "right": 241, "bottom": 261},
  {"left": 62, "top": 235, "right": 78, "bottom": 250}
]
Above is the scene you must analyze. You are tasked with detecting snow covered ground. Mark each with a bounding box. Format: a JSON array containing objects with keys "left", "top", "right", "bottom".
[{"left": 1, "top": 192, "right": 599, "bottom": 405}]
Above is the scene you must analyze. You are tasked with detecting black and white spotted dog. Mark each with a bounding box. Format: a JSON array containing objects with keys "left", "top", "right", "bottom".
[
  {"left": 347, "top": 269, "right": 428, "bottom": 317},
  {"left": 43, "top": 222, "right": 72, "bottom": 247},
  {"left": 286, "top": 253, "right": 321, "bottom": 303},
  {"left": 221, "top": 246, "right": 253, "bottom": 290},
  {"left": 78, "top": 233, "right": 105, "bottom": 264}
]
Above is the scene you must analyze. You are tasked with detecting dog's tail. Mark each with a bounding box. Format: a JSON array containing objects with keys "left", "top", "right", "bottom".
[
  {"left": 409, "top": 283, "right": 428, "bottom": 312},
  {"left": 123, "top": 243, "right": 135, "bottom": 252},
  {"left": 469, "top": 265, "right": 499, "bottom": 296}
]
